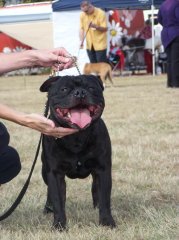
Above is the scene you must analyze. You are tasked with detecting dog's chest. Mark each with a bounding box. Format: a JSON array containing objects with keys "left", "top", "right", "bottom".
[
  {"left": 62, "top": 137, "right": 87, "bottom": 153},
  {"left": 59, "top": 155, "right": 98, "bottom": 179},
  {"left": 55, "top": 133, "right": 99, "bottom": 179}
]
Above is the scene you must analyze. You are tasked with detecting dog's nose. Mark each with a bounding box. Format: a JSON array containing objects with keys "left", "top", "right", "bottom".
[{"left": 74, "top": 88, "right": 86, "bottom": 99}]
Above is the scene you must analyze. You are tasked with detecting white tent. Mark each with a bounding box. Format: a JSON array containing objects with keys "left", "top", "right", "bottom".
[{"left": 53, "top": 10, "right": 93, "bottom": 76}]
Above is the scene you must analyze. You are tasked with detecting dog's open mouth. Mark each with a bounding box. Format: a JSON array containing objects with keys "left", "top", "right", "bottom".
[{"left": 55, "top": 104, "right": 103, "bottom": 129}]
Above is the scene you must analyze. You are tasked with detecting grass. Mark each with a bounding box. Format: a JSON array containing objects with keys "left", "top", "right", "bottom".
[{"left": 0, "top": 74, "right": 178, "bottom": 240}]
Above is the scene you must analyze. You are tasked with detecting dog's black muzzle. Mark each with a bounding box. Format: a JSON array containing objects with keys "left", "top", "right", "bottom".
[{"left": 74, "top": 88, "right": 87, "bottom": 99}]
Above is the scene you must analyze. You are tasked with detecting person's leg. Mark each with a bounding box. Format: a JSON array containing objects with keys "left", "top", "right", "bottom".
[
  {"left": 0, "top": 147, "right": 21, "bottom": 184},
  {"left": 166, "top": 45, "right": 172, "bottom": 87},
  {"left": 0, "top": 122, "right": 21, "bottom": 184},
  {"left": 95, "top": 49, "right": 108, "bottom": 63},
  {"left": 144, "top": 49, "right": 152, "bottom": 74},
  {"left": 87, "top": 47, "right": 97, "bottom": 63},
  {"left": 171, "top": 36, "right": 179, "bottom": 87}
]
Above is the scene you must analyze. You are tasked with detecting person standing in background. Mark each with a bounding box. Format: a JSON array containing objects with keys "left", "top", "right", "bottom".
[
  {"left": 138, "top": 19, "right": 153, "bottom": 74},
  {"left": 158, "top": 0, "right": 179, "bottom": 88},
  {"left": 79, "top": 0, "right": 108, "bottom": 63}
]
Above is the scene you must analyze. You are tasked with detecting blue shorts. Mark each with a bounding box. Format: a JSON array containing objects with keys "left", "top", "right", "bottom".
[{"left": 0, "top": 122, "right": 21, "bottom": 184}]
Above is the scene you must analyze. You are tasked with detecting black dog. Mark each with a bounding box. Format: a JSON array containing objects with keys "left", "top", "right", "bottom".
[{"left": 40, "top": 75, "right": 115, "bottom": 230}]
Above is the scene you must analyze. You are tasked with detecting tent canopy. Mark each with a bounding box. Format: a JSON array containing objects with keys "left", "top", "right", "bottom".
[{"left": 52, "top": 0, "right": 165, "bottom": 12}]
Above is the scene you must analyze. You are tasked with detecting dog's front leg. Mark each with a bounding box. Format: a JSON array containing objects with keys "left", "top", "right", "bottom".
[
  {"left": 97, "top": 169, "right": 116, "bottom": 228},
  {"left": 47, "top": 171, "right": 66, "bottom": 230}
]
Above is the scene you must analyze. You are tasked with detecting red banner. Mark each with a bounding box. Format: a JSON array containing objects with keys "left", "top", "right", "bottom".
[
  {"left": 0, "top": 32, "right": 32, "bottom": 53},
  {"left": 108, "top": 10, "right": 145, "bottom": 48}
]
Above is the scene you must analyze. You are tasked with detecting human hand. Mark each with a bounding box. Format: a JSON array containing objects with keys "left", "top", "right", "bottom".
[
  {"left": 23, "top": 113, "right": 78, "bottom": 138},
  {"left": 80, "top": 43, "right": 84, "bottom": 49},
  {"left": 30, "top": 48, "right": 75, "bottom": 71},
  {"left": 90, "top": 23, "right": 98, "bottom": 29}
]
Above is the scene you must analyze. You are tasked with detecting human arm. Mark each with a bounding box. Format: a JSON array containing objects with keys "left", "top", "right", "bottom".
[
  {"left": 0, "top": 48, "right": 74, "bottom": 74},
  {"left": 157, "top": 9, "right": 163, "bottom": 26},
  {"left": 0, "top": 104, "right": 78, "bottom": 138},
  {"left": 138, "top": 27, "right": 145, "bottom": 38},
  {"left": 175, "top": 6, "right": 179, "bottom": 21},
  {"left": 79, "top": 28, "right": 85, "bottom": 48},
  {"left": 90, "top": 11, "right": 108, "bottom": 32},
  {"left": 90, "top": 23, "right": 108, "bottom": 32}
]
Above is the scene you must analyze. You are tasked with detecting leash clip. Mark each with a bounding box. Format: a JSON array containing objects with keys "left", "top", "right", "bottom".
[
  {"left": 67, "top": 55, "right": 82, "bottom": 75},
  {"left": 50, "top": 69, "right": 56, "bottom": 77},
  {"left": 50, "top": 54, "right": 81, "bottom": 76}
]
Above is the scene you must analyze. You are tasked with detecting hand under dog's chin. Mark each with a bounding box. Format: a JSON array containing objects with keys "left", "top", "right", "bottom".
[{"left": 53, "top": 116, "right": 90, "bottom": 130}]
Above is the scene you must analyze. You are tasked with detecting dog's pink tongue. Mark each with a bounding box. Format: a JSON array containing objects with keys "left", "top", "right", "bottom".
[{"left": 70, "top": 108, "right": 92, "bottom": 128}]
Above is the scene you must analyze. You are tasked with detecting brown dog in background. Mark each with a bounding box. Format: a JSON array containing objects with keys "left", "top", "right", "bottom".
[{"left": 83, "top": 62, "right": 113, "bottom": 86}]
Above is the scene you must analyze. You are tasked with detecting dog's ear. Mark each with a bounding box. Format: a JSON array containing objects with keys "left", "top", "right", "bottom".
[
  {"left": 85, "top": 75, "right": 104, "bottom": 91},
  {"left": 40, "top": 76, "right": 60, "bottom": 92}
]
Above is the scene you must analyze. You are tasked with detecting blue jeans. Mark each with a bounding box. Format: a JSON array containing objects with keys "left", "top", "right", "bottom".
[{"left": 87, "top": 46, "right": 108, "bottom": 63}]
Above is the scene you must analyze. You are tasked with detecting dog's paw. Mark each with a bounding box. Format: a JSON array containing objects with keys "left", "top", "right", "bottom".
[
  {"left": 99, "top": 215, "right": 116, "bottom": 228},
  {"left": 52, "top": 221, "right": 66, "bottom": 231}
]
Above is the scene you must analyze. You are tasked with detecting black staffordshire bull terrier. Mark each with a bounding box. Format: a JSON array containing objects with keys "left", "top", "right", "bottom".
[{"left": 40, "top": 75, "right": 115, "bottom": 230}]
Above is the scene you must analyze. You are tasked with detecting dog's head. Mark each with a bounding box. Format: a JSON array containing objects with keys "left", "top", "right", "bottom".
[{"left": 40, "top": 75, "right": 104, "bottom": 130}]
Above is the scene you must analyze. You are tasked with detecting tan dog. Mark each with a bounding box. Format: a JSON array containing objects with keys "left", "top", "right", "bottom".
[{"left": 83, "top": 62, "right": 113, "bottom": 86}]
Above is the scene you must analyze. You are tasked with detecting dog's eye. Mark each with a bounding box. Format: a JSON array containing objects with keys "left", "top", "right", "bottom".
[{"left": 61, "top": 87, "right": 68, "bottom": 92}]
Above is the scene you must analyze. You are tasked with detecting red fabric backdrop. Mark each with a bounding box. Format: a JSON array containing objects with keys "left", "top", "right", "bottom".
[
  {"left": 108, "top": 10, "right": 145, "bottom": 70},
  {"left": 0, "top": 32, "right": 32, "bottom": 53}
]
